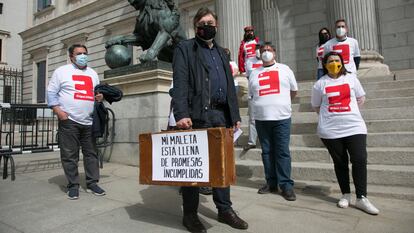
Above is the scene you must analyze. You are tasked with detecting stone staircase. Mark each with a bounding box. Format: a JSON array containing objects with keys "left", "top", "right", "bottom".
[{"left": 235, "top": 72, "right": 414, "bottom": 200}]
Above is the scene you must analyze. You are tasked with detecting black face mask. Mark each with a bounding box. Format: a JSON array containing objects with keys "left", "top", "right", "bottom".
[
  {"left": 246, "top": 33, "right": 255, "bottom": 41},
  {"left": 196, "top": 25, "right": 217, "bottom": 40},
  {"left": 319, "top": 34, "right": 330, "bottom": 44}
]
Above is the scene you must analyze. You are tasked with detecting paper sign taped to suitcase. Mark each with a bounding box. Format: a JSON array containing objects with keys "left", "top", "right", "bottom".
[{"left": 151, "top": 130, "right": 209, "bottom": 182}]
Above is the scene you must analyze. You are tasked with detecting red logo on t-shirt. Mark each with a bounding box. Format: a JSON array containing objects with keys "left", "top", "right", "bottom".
[
  {"left": 252, "top": 63, "right": 262, "bottom": 69},
  {"left": 317, "top": 47, "right": 324, "bottom": 59},
  {"left": 326, "top": 84, "right": 351, "bottom": 112},
  {"left": 333, "top": 44, "right": 350, "bottom": 64},
  {"left": 72, "top": 75, "right": 94, "bottom": 101},
  {"left": 245, "top": 43, "right": 256, "bottom": 58},
  {"left": 258, "top": 70, "right": 280, "bottom": 96}
]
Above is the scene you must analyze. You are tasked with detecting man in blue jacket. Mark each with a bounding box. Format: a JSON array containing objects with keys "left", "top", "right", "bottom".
[{"left": 172, "top": 7, "right": 248, "bottom": 233}]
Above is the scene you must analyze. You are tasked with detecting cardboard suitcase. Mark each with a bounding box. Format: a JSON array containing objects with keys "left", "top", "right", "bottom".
[{"left": 139, "top": 127, "right": 235, "bottom": 187}]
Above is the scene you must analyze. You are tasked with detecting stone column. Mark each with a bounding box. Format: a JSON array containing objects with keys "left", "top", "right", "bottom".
[
  {"left": 215, "top": 0, "right": 252, "bottom": 61},
  {"left": 328, "top": 0, "right": 390, "bottom": 77}
]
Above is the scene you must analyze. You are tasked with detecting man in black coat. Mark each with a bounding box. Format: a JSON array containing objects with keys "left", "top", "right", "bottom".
[{"left": 172, "top": 7, "right": 248, "bottom": 233}]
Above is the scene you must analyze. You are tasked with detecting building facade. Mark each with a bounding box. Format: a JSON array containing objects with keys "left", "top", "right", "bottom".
[
  {"left": 0, "top": 0, "right": 28, "bottom": 103},
  {"left": 18, "top": 0, "right": 414, "bottom": 104}
]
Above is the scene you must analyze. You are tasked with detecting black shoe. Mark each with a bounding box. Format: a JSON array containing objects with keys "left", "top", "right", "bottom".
[
  {"left": 87, "top": 184, "right": 106, "bottom": 196},
  {"left": 257, "top": 184, "right": 278, "bottom": 194},
  {"left": 183, "top": 214, "right": 206, "bottom": 233},
  {"left": 199, "top": 187, "right": 212, "bottom": 195},
  {"left": 218, "top": 209, "right": 248, "bottom": 230},
  {"left": 281, "top": 189, "right": 296, "bottom": 201},
  {"left": 67, "top": 188, "right": 79, "bottom": 200},
  {"left": 243, "top": 144, "right": 256, "bottom": 151}
]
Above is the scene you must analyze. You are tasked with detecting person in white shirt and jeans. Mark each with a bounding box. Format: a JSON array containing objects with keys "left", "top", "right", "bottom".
[
  {"left": 249, "top": 42, "right": 298, "bottom": 201},
  {"left": 47, "top": 44, "right": 105, "bottom": 200},
  {"left": 311, "top": 51, "right": 379, "bottom": 215}
]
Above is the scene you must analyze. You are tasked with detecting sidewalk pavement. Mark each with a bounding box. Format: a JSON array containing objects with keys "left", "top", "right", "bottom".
[{"left": 1, "top": 152, "right": 413, "bottom": 233}]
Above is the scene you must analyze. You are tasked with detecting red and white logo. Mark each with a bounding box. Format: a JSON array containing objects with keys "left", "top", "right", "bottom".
[
  {"left": 332, "top": 44, "right": 350, "bottom": 64},
  {"left": 72, "top": 75, "right": 94, "bottom": 101},
  {"left": 244, "top": 43, "right": 256, "bottom": 58},
  {"left": 317, "top": 46, "right": 324, "bottom": 60},
  {"left": 258, "top": 70, "right": 280, "bottom": 96},
  {"left": 326, "top": 84, "right": 351, "bottom": 112},
  {"left": 252, "top": 63, "right": 262, "bottom": 69}
]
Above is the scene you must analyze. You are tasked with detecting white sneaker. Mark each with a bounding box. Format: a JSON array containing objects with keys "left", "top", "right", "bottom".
[
  {"left": 337, "top": 193, "right": 351, "bottom": 208},
  {"left": 355, "top": 196, "right": 379, "bottom": 215}
]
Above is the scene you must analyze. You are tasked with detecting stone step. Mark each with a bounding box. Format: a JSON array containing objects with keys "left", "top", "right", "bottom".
[
  {"left": 288, "top": 96, "right": 414, "bottom": 112},
  {"left": 236, "top": 177, "right": 414, "bottom": 201},
  {"left": 293, "top": 88, "right": 414, "bottom": 103},
  {"left": 240, "top": 119, "right": 414, "bottom": 134},
  {"left": 298, "top": 79, "right": 414, "bottom": 96},
  {"left": 298, "top": 87, "right": 414, "bottom": 102},
  {"left": 296, "top": 75, "right": 395, "bottom": 90},
  {"left": 236, "top": 132, "right": 414, "bottom": 148},
  {"left": 394, "top": 69, "right": 414, "bottom": 81},
  {"left": 236, "top": 160, "right": 414, "bottom": 187},
  {"left": 235, "top": 147, "right": 414, "bottom": 165},
  {"left": 240, "top": 107, "right": 414, "bottom": 124},
  {"left": 239, "top": 96, "right": 414, "bottom": 115},
  {"left": 290, "top": 132, "right": 414, "bottom": 147}
]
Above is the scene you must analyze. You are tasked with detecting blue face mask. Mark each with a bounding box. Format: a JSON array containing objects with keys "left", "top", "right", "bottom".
[{"left": 75, "top": 54, "right": 88, "bottom": 67}]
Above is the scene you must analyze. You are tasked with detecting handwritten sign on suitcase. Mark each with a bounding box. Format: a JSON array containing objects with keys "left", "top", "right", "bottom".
[{"left": 139, "top": 127, "right": 235, "bottom": 187}]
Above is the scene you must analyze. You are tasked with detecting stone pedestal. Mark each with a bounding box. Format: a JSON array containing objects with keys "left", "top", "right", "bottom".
[{"left": 102, "top": 61, "right": 172, "bottom": 165}]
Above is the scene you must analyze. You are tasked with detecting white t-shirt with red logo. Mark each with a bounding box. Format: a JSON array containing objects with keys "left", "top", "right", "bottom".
[
  {"left": 249, "top": 63, "right": 298, "bottom": 121},
  {"left": 246, "top": 57, "right": 263, "bottom": 78},
  {"left": 311, "top": 73, "right": 367, "bottom": 139},
  {"left": 243, "top": 40, "right": 258, "bottom": 71},
  {"left": 316, "top": 44, "right": 325, "bottom": 69},
  {"left": 48, "top": 64, "right": 100, "bottom": 125},
  {"left": 323, "top": 37, "right": 360, "bottom": 73}
]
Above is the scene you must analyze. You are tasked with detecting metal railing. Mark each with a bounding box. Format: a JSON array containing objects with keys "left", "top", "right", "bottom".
[
  {"left": 0, "top": 104, "right": 58, "bottom": 180},
  {"left": 0, "top": 103, "right": 116, "bottom": 180}
]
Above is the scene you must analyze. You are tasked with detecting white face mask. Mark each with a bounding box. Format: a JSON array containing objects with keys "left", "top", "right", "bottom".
[
  {"left": 336, "top": 27, "right": 347, "bottom": 37},
  {"left": 255, "top": 49, "right": 261, "bottom": 59},
  {"left": 261, "top": 51, "right": 274, "bottom": 62}
]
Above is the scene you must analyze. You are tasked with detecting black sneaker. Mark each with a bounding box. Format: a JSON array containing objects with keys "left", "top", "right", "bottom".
[
  {"left": 87, "top": 184, "right": 106, "bottom": 196},
  {"left": 67, "top": 188, "right": 79, "bottom": 200},
  {"left": 281, "top": 189, "right": 296, "bottom": 201},
  {"left": 199, "top": 187, "right": 212, "bottom": 195},
  {"left": 257, "top": 184, "right": 278, "bottom": 194}
]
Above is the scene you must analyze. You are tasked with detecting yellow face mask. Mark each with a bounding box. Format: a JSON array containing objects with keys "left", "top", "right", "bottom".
[{"left": 326, "top": 61, "right": 342, "bottom": 75}]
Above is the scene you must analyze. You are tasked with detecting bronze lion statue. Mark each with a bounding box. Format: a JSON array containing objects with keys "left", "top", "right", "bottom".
[{"left": 105, "top": 0, "right": 187, "bottom": 64}]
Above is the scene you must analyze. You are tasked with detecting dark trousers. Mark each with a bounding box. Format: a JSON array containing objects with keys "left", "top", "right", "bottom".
[
  {"left": 321, "top": 134, "right": 367, "bottom": 198},
  {"left": 59, "top": 119, "right": 99, "bottom": 189},
  {"left": 182, "top": 108, "right": 233, "bottom": 215}
]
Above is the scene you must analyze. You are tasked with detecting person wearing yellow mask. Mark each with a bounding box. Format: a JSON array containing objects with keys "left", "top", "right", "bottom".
[{"left": 311, "top": 52, "right": 379, "bottom": 215}]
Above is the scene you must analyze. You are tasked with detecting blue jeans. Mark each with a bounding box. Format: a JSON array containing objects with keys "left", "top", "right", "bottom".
[
  {"left": 255, "top": 118, "right": 294, "bottom": 191},
  {"left": 317, "top": 69, "right": 324, "bottom": 80}
]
